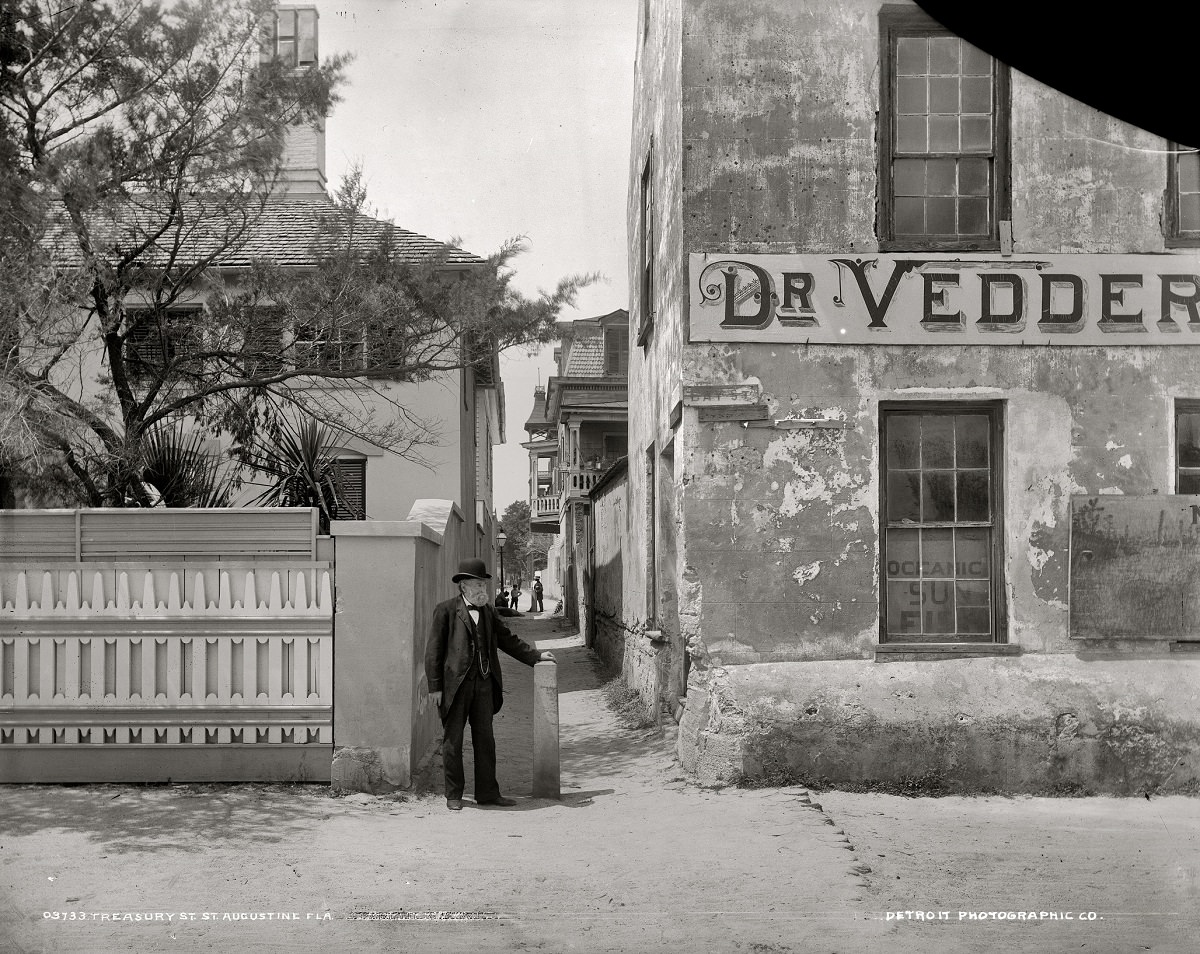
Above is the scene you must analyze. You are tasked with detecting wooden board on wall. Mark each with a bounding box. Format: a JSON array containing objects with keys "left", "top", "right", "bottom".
[
  {"left": 1069, "top": 495, "right": 1200, "bottom": 639},
  {"left": 697, "top": 404, "right": 770, "bottom": 423}
]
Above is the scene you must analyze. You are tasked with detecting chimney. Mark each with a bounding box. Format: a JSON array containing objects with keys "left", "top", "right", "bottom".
[{"left": 265, "top": 5, "right": 326, "bottom": 195}]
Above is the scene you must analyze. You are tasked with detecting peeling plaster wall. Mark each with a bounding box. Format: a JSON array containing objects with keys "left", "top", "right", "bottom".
[
  {"left": 626, "top": 0, "right": 686, "bottom": 713},
  {"left": 679, "top": 345, "right": 1196, "bottom": 664},
  {"left": 683, "top": 0, "right": 880, "bottom": 252},
  {"left": 590, "top": 471, "right": 628, "bottom": 671},
  {"left": 629, "top": 0, "right": 1200, "bottom": 789},
  {"left": 1010, "top": 81, "right": 1167, "bottom": 253}
]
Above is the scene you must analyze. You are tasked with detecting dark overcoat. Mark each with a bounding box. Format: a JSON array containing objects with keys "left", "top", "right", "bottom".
[{"left": 424, "top": 595, "right": 542, "bottom": 718}]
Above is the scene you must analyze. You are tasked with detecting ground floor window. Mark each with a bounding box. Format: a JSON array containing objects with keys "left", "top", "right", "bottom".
[
  {"left": 1175, "top": 401, "right": 1200, "bottom": 493},
  {"left": 332, "top": 458, "right": 366, "bottom": 520},
  {"left": 880, "top": 402, "right": 1004, "bottom": 642}
]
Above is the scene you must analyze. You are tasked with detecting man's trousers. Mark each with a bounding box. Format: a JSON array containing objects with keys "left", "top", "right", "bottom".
[{"left": 440, "top": 670, "right": 500, "bottom": 802}]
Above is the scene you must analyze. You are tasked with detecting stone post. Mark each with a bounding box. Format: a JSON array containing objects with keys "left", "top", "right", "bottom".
[
  {"left": 329, "top": 520, "right": 442, "bottom": 793},
  {"left": 532, "top": 660, "right": 560, "bottom": 799}
]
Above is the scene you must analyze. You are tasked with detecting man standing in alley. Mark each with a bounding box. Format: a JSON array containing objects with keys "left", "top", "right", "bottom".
[
  {"left": 532, "top": 573, "right": 544, "bottom": 613},
  {"left": 425, "top": 558, "right": 554, "bottom": 811}
]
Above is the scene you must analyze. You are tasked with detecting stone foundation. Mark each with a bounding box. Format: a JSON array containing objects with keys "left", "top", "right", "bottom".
[{"left": 678, "top": 657, "right": 1200, "bottom": 794}]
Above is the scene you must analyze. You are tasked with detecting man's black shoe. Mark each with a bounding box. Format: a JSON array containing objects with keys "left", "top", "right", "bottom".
[
  {"left": 476, "top": 796, "right": 516, "bottom": 807},
  {"left": 446, "top": 798, "right": 464, "bottom": 811}
]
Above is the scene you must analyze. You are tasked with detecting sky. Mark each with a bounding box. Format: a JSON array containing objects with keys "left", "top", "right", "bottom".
[{"left": 310, "top": 0, "right": 639, "bottom": 516}]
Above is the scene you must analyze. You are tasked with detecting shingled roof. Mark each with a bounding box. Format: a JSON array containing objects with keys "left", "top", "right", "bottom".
[
  {"left": 563, "top": 324, "right": 604, "bottom": 376},
  {"left": 45, "top": 191, "right": 485, "bottom": 270}
]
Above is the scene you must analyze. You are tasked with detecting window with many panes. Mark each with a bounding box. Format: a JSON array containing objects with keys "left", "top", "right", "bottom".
[
  {"left": 1176, "top": 402, "right": 1200, "bottom": 493},
  {"left": 881, "top": 404, "right": 1004, "bottom": 642},
  {"left": 263, "top": 7, "right": 318, "bottom": 69},
  {"left": 879, "top": 7, "right": 1009, "bottom": 249},
  {"left": 1168, "top": 147, "right": 1200, "bottom": 246},
  {"left": 293, "top": 323, "right": 362, "bottom": 372}
]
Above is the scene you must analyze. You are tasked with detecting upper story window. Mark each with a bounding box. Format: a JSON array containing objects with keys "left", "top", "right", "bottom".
[
  {"left": 263, "top": 7, "right": 318, "bottom": 69},
  {"left": 293, "top": 323, "right": 361, "bottom": 373},
  {"left": 242, "top": 306, "right": 284, "bottom": 377},
  {"left": 124, "top": 308, "right": 199, "bottom": 384},
  {"left": 637, "top": 147, "right": 654, "bottom": 346},
  {"left": 604, "top": 327, "right": 629, "bottom": 375},
  {"left": 1167, "top": 146, "right": 1200, "bottom": 246},
  {"left": 879, "top": 7, "right": 1009, "bottom": 250}
]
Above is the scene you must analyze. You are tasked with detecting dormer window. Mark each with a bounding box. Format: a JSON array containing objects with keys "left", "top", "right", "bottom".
[{"left": 604, "top": 327, "right": 629, "bottom": 375}]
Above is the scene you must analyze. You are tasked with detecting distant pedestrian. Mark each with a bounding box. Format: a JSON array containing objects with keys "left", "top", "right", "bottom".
[
  {"left": 425, "top": 558, "right": 554, "bottom": 811},
  {"left": 510, "top": 582, "right": 521, "bottom": 609},
  {"left": 532, "top": 574, "right": 544, "bottom": 613},
  {"left": 494, "top": 589, "right": 509, "bottom": 609}
]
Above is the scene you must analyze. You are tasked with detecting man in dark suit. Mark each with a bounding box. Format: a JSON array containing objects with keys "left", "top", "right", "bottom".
[{"left": 425, "top": 557, "right": 554, "bottom": 811}]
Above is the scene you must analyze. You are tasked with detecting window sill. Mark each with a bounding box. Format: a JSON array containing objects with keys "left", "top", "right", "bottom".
[
  {"left": 874, "top": 642, "right": 1019, "bottom": 663},
  {"left": 289, "top": 377, "right": 374, "bottom": 391},
  {"left": 878, "top": 240, "right": 1002, "bottom": 253}
]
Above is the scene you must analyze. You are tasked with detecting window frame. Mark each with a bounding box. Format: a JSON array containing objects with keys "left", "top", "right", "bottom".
[
  {"left": 241, "top": 306, "right": 285, "bottom": 377},
  {"left": 636, "top": 146, "right": 655, "bottom": 347},
  {"left": 331, "top": 456, "right": 366, "bottom": 520},
  {"left": 604, "top": 326, "right": 629, "bottom": 375},
  {"left": 878, "top": 400, "right": 1007, "bottom": 645},
  {"left": 292, "top": 322, "right": 364, "bottom": 373},
  {"left": 1175, "top": 400, "right": 1200, "bottom": 493},
  {"left": 877, "top": 5, "right": 1010, "bottom": 252},
  {"left": 123, "top": 306, "right": 201, "bottom": 384},
  {"left": 266, "top": 8, "right": 318, "bottom": 69},
  {"left": 1166, "top": 145, "right": 1200, "bottom": 248}
]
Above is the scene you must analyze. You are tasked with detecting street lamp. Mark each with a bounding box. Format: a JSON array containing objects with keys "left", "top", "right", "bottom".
[{"left": 497, "top": 530, "right": 507, "bottom": 587}]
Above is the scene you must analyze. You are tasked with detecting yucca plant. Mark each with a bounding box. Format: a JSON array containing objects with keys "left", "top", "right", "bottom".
[
  {"left": 242, "top": 417, "right": 359, "bottom": 532},
  {"left": 141, "top": 422, "right": 234, "bottom": 508}
]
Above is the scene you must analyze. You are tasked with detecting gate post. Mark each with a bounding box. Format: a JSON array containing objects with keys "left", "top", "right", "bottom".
[
  {"left": 532, "top": 660, "right": 561, "bottom": 799},
  {"left": 330, "top": 520, "right": 442, "bottom": 793}
]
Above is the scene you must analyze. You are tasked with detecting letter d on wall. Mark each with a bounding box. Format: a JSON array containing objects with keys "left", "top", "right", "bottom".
[{"left": 717, "top": 261, "right": 776, "bottom": 330}]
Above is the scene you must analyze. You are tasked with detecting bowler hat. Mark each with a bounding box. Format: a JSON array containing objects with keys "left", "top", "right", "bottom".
[{"left": 452, "top": 558, "right": 492, "bottom": 583}]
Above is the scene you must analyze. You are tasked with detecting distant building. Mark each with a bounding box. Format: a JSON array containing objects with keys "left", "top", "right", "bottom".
[
  {"left": 623, "top": 0, "right": 1200, "bottom": 792},
  {"left": 523, "top": 309, "right": 629, "bottom": 622}
]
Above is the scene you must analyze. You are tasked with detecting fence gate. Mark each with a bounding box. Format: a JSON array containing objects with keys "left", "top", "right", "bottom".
[{"left": 0, "top": 509, "right": 333, "bottom": 783}]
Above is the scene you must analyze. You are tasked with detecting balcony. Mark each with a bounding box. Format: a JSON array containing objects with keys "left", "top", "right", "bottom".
[
  {"left": 534, "top": 493, "right": 560, "bottom": 521},
  {"left": 560, "top": 461, "right": 618, "bottom": 501}
]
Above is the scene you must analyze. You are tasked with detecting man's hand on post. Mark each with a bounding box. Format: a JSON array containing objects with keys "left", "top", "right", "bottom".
[
  {"left": 539, "top": 652, "right": 555, "bottom": 663},
  {"left": 429, "top": 690, "right": 442, "bottom": 707}
]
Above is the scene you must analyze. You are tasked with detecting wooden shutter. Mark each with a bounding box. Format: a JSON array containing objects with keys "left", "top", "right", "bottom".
[{"left": 333, "top": 459, "right": 366, "bottom": 520}]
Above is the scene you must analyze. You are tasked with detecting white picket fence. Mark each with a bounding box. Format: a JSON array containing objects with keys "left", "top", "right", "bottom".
[
  {"left": 0, "top": 564, "right": 331, "bottom": 617},
  {"left": 0, "top": 561, "right": 334, "bottom": 781}
]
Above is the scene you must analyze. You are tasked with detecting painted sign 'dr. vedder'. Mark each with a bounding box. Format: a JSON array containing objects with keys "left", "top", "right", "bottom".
[{"left": 690, "top": 253, "right": 1200, "bottom": 345}]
